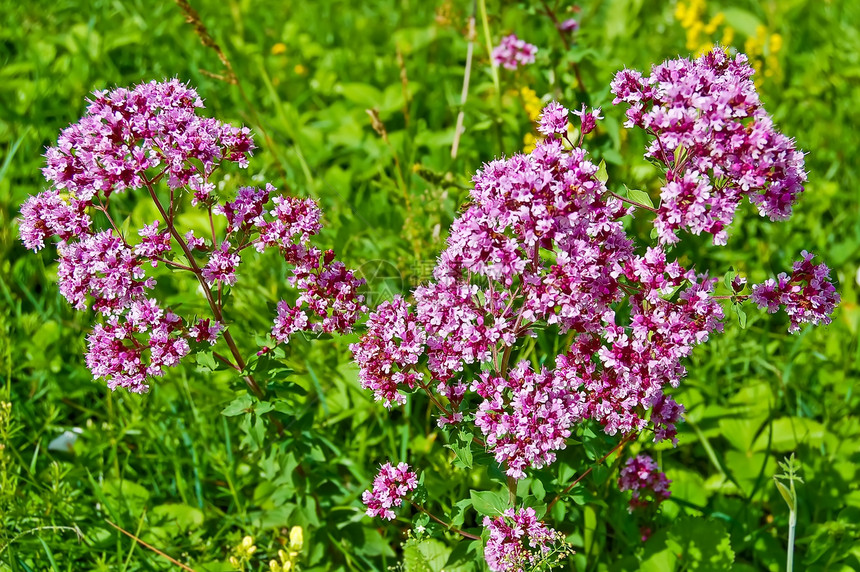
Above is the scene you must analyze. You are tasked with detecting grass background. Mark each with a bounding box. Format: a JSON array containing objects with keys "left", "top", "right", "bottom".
[{"left": 0, "top": 0, "right": 858, "bottom": 570}]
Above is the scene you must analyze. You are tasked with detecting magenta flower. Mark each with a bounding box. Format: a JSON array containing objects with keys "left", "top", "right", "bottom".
[
  {"left": 618, "top": 455, "right": 671, "bottom": 511},
  {"left": 491, "top": 34, "right": 538, "bottom": 70},
  {"left": 537, "top": 101, "right": 569, "bottom": 136},
  {"left": 202, "top": 241, "right": 240, "bottom": 286},
  {"left": 189, "top": 318, "right": 222, "bottom": 345},
  {"left": 183, "top": 230, "right": 207, "bottom": 250},
  {"left": 611, "top": 49, "right": 807, "bottom": 245},
  {"left": 473, "top": 361, "right": 585, "bottom": 478},
  {"left": 572, "top": 104, "right": 602, "bottom": 136},
  {"left": 86, "top": 301, "right": 189, "bottom": 394},
  {"left": 351, "top": 104, "right": 731, "bottom": 476},
  {"left": 483, "top": 507, "right": 560, "bottom": 572},
  {"left": 362, "top": 462, "right": 418, "bottom": 520},
  {"left": 19, "top": 191, "right": 91, "bottom": 251},
  {"left": 134, "top": 221, "right": 171, "bottom": 264},
  {"left": 217, "top": 185, "right": 271, "bottom": 234},
  {"left": 558, "top": 18, "right": 579, "bottom": 32},
  {"left": 349, "top": 296, "right": 426, "bottom": 408},
  {"left": 18, "top": 79, "right": 366, "bottom": 393},
  {"left": 751, "top": 251, "right": 840, "bottom": 333},
  {"left": 42, "top": 79, "right": 254, "bottom": 200}
]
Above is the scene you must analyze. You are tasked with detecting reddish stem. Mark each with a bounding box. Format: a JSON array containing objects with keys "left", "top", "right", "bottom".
[
  {"left": 546, "top": 432, "right": 637, "bottom": 513},
  {"left": 143, "top": 175, "right": 265, "bottom": 399},
  {"left": 409, "top": 501, "right": 481, "bottom": 540}
]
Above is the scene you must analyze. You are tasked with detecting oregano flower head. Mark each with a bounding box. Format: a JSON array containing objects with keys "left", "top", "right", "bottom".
[
  {"left": 611, "top": 48, "right": 807, "bottom": 245},
  {"left": 19, "top": 79, "right": 365, "bottom": 393},
  {"left": 491, "top": 34, "right": 538, "bottom": 70},
  {"left": 351, "top": 50, "right": 838, "bottom": 504},
  {"left": 362, "top": 462, "right": 418, "bottom": 520}
]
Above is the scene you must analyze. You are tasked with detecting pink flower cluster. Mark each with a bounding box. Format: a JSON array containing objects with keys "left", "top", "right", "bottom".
[
  {"left": 353, "top": 53, "right": 838, "bottom": 488},
  {"left": 483, "top": 507, "right": 560, "bottom": 572},
  {"left": 361, "top": 462, "right": 418, "bottom": 520},
  {"left": 86, "top": 300, "right": 190, "bottom": 393},
  {"left": 349, "top": 296, "right": 426, "bottom": 407},
  {"left": 491, "top": 34, "right": 537, "bottom": 70},
  {"left": 19, "top": 191, "right": 91, "bottom": 251},
  {"left": 473, "top": 361, "right": 585, "bottom": 479},
  {"left": 611, "top": 49, "right": 807, "bottom": 245},
  {"left": 618, "top": 455, "right": 671, "bottom": 511},
  {"left": 19, "top": 80, "right": 364, "bottom": 392},
  {"left": 41, "top": 79, "right": 253, "bottom": 199},
  {"left": 751, "top": 251, "right": 840, "bottom": 333},
  {"left": 352, "top": 118, "right": 726, "bottom": 476},
  {"left": 212, "top": 183, "right": 366, "bottom": 344}
]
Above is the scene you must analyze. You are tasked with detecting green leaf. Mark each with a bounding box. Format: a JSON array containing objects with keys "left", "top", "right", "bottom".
[
  {"left": 640, "top": 517, "right": 734, "bottom": 571},
  {"left": 531, "top": 478, "right": 546, "bottom": 502},
  {"left": 753, "top": 417, "right": 825, "bottom": 452},
  {"left": 221, "top": 393, "right": 254, "bottom": 417},
  {"left": 196, "top": 350, "right": 217, "bottom": 371},
  {"left": 150, "top": 503, "right": 204, "bottom": 533},
  {"left": 445, "top": 430, "right": 474, "bottom": 469},
  {"left": 774, "top": 480, "right": 795, "bottom": 511},
  {"left": 723, "top": 268, "right": 736, "bottom": 292},
  {"left": 625, "top": 185, "right": 654, "bottom": 208},
  {"left": 403, "top": 538, "right": 452, "bottom": 572},
  {"left": 102, "top": 479, "right": 150, "bottom": 518},
  {"left": 721, "top": 7, "right": 762, "bottom": 37},
  {"left": 733, "top": 304, "right": 747, "bottom": 329},
  {"left": 338, "top": 82, "right": 383, "bottom": 108},
  {"left": 469, "top": 489, "right": 509, "bottom": 516},
  {"left": 596, "top": 160, "right": 608, "bottom": 184}
]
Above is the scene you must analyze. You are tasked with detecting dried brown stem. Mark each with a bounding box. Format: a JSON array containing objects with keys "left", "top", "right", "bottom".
[{"left": 106, "top": 520, "right": 196, "bottom": 572}]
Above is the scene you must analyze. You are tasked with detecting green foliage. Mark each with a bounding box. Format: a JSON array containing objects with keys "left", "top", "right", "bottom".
[{"left": 0, "top": 0, "right": 858, "bottom": 570}]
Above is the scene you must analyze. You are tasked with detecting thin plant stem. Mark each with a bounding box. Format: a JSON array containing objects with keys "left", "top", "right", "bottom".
[
  {"left": 477, "top": 0, "right": 504, "bottom": 152},
  {"left": 538, "top": 0, "right": 586, "bottom": 92},
  {"left": 546, "top": 433, "right": 636, "bottom": 513},
  {"left": 787, "top": 505, "right": 796, "bottom": 572},
  {"left": 409, "top": 501, "right": 481, "bottom": 540},
  {"left": 143, "top": 176, "right": 265, "bottom": 399},
  {"left": 451, "top": 0, "right": 477, "bottom": 159},
  {"left": 213, "top": 351, "right": 242, "bottom": 371},
  {"left": 106, "top": 520, "right": 196, "bottom": 572}
]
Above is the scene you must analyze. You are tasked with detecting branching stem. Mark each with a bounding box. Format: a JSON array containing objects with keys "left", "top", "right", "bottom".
[
  {"left": 409, "top": 501, "right": 481, "bottom": 540},
  {"left": 143, "top": 175, "right": 265, "bottom": 399}
]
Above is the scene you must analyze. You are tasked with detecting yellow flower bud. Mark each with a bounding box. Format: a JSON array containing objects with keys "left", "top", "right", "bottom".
[
  {"left": 770, "top": 33, "right": 783, "bottom": 53},
  {"left": 289, "top": 526, "right": 303, "bottom": 550}
]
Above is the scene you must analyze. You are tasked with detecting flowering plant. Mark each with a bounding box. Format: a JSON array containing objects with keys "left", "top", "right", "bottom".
[
  {"left": 354, "top": 48, "right": 838, "bottom": 570},
  {"left": 19, "top": 79, "right": 365, "bottom": 397},
  {"left": 18, "top": 50, "right": 839, "bottom": 572}
]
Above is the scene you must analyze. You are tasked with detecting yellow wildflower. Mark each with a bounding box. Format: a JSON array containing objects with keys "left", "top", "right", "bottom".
[
  {"left": 675, "top": 0, "right": 734, "bottom": 56},
  {"left": 520, "top": 87, "right": 542, "bottom": 123},
  {"left": 523, "top": 132, "right": 537, "bottom": 153},
  {"left": 271, "top": 43, "right": 287, "bottom": 55},
  {"left": 289, "top": 526, "right": 303, "bottom": 551}
]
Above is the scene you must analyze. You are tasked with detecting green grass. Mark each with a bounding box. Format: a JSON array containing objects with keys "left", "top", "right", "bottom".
[{"left": 1, "top": 0, "right": 858, "bottom": 570}]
